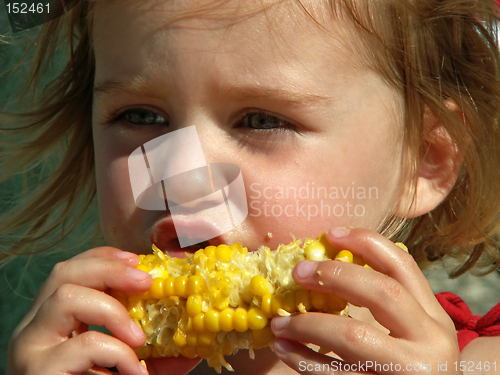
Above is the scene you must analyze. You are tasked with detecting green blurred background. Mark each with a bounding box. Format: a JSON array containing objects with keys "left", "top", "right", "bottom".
[
  {"left": 0, "top": 4, "right": 101, "bottom": 373},
  {"left": 1, "top": 4, "right": 499, "bottom": 375}
]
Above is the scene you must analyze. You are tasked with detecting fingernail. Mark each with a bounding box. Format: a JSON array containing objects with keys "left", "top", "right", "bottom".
[
  {"left": 274, "top": 338, "right": 294, "bottom": 355},
  {"left": 295, "top": 261, "right": 317, "bottom": 279},
  {"left": 130, "top": 320, "right": 145, "bottom": 339},
  {"left": 115, "top": 251, "right": 136, "bottom": 260},
  {"left": 138, "top": 360, "right": 149, "bottom": 375},
  {"left": 272, "top": 316, "right": 290, "bottom": 332},
  {"left": 329, "top": 227, "right": 350, "bottom": 238},
  {"left": 128, "top": 268, "right": 150, "bottom": 281}
]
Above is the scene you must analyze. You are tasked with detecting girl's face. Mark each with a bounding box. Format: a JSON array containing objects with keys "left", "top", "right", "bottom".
[{"left": 92, "top": 0, "right": 405, "bottom": 255}]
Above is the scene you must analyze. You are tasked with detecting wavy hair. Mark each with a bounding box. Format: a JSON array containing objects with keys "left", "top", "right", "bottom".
[{"left": 1, "top": 0, "right": 499, "bottom": 277}]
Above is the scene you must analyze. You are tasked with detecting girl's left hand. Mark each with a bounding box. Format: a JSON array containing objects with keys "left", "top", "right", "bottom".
[{"left": 271, "top": 227, "right": 461, "bottom": 374}]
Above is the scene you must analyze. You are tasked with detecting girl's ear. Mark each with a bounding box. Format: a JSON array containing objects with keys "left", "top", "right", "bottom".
[{"left": 397, "top": 100, "right": 463, "bottom": 218}]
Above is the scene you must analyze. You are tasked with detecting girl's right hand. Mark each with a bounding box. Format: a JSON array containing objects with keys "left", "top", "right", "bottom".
[{"left": 6, "top": 247, "right": 201, "bottom": 375}]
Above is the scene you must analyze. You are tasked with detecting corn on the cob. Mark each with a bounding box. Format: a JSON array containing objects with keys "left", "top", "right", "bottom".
[{"left": 115, "top": 233, "right": 407, "bottom": 372}]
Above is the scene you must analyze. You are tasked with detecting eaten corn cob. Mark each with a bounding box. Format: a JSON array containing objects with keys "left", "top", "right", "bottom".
[{"left": 115, "top": 233, "right": 407, "bottom": 372}]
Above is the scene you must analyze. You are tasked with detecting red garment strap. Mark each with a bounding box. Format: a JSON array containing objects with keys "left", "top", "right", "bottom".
[{"left": 436, "top": 292, "right": 500, "bottom": 351}]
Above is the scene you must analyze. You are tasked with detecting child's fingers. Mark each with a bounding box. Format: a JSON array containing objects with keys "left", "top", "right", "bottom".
[
  {"left": 49, "top": 331, "right": 148, "bottom": 375},
  {"left": 293, "top": 261, "right": 428, "bottom": 339},
  {"left": 273, "top": 339, "right": 367, "bottom": 375},
  {"left": 26, "top": 284, "right": 145, "bottom": 348},
  {"left": 324, "top": 228, "right": 448, "bottom": 321},
  {"left": 72, "top": 246, "right": 140, "bottom": 266},
  {"left": 271, "top": 312, "right": 405, "bottom": 366},
  {"left": 33, "top": 256, "right": 152, "bottom": 313}
]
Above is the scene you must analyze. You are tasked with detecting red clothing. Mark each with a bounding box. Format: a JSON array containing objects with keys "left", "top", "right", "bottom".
[{"left": 435, "top": 292, "right": 500, "bottom": 351}]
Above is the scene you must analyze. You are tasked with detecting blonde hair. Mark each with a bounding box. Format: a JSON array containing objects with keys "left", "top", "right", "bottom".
[{"left": 1, "top": 0, "right": 499, "bottom": 277}]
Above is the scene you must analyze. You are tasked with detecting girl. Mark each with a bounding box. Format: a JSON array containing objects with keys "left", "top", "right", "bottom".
[{"left": 2, "top": 0, "right": 500, "bottom": 374}]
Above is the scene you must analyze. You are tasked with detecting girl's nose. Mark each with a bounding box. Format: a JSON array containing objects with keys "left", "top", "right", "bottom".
[{"left": 128, "top": 126, "right": 247, "bottom": 223}]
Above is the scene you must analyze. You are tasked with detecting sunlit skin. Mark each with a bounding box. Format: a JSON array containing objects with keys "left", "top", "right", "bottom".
[
  {"left": 7, "top": 1, "right": 497, "bottom": 375},
  {"left": 91, "top": 1, "right": 405, "bottom": 256}
]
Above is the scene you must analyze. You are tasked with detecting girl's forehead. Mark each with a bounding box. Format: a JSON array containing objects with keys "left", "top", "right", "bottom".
[
  {"left": 92, "top": 0, "right": 358, "bottom": 54},
  {"left": 91, "top": 0, "right": 368, "bottom": 81}
]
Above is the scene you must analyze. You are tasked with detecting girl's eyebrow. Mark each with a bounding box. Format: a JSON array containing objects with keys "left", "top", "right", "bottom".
[
  {"left": 209, "top": 81, "right": 335, "bottom": 106},
  {"left": 94, "top": 76, "right": 335, "bottom": 106},
  {"left": 94, "top": 77, "right": 164, "bottom": 100}
]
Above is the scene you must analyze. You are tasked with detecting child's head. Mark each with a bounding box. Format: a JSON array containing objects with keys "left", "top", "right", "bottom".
[{"left": 1, "top": 0, "right": 499, "bottom": 276}]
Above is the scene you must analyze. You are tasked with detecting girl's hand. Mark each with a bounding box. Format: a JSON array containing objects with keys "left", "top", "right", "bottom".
[
  {"left": 7, "top": 246, "right": 201, "bottom": 375},
  {"left": 271, "top": 228, "right": 461, "bottom": 374}
]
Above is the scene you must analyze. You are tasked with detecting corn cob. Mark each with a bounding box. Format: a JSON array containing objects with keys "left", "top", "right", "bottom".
[{"left": 115, "top": 233, "right": 407, "bottom": 372}]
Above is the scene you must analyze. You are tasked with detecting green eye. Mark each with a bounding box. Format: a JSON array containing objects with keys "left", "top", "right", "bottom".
[
  {"left": 108, "top": 108, "right": 168, "bottom": 126},
  {"left": 244, "top": 112, "right": 290, "bottom": 130},
  {"left": 125, "top": 109, "right": 167, "bottom": 125}
]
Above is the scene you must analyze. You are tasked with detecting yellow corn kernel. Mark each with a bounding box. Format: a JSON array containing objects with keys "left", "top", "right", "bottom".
[
  {"left": 282, "top": 290, "right": 296, "bottom": 313},
  {"left": 140, "top": 290, "right": 152, "bottom": 300},
  {"left": 173, "top": 329, "right": 187, "bottom": 347},
  {"left": 198, "top": 332, "right": 216, "bottom": 346},
  {"left": 187, "top": 294, "right": 203, "bottom": 317},
  {"left": 335, "top": 250, "right": 353, "bottom": 263},
  {"left": 204, "top": 246, "right": 216, "bottom": 258},
  {"left": 136, "top": 264, "right": 150, "bottom": 274},
  {"left": 248, "top": 307, "right": 268, "bottom": 330},
  {"left": 185, "top": 317, "right": 193, "bottom": 332},
  {"left": 270, "top": 294, "right": 284, "bottom": 316},
  {"left": 186, "top": 275, "right": 208, "bottom": 295},
  {"left": 317, "top": 231, "right": 339, "bottom": 258},
  {"left": 295, "top": 289, "right": 312, "bottom": 311},
  {"left": 135, "top": 344, "right": 152, "bottom": 359},
  {"left": 205, "top": 309, "right": 220, "bottom": 333},
  {"left": 186, "top": 331, "right": 198, "bottom": 347},
  {"left": 151, "top": 346, "right": 162, "bottom": 358},
  {"left": 327, "top": 293, "right": 347, "bottom": 311},
  {"left": 215, "top": 244, "right": 232, "bottom": 262},
  {"left": 252, "top": 327, "right": 274, "bottom": 349},
  {"left": 395, "top": 242, "right": 409, "bottom": 252},
  {"left": 250, "top": 275, "right": 275, "bottom": 297},
  {"left": 193, "top": 251, "right": 207, "bottom": 265},
  {"left": 128, "top": 296, "right": 145, "bottom": 321},
  {"left": 182, "top": 346, "right": 198, "bottom": 359},
  {"left": 310, "top": 290, "right": 328, "bottom": 310},
  {"left": 211, "top": 290, "right": 229, "bottom": 311},
  {"left": 197, "top": 346, "right": 213, "bottom": 359},
  {"left": 233, "top": 307, "right": 248, "bottom": 332},
  {"left": 193, "top": 312, "right": 205, "bottom": 332},
  {"left": 163, "top": 277, "right": 175, "bottom": 297},
  {"left": 261, "top": 294, "right": 273, "bottom": 318},
  {"left": 304, "top": 240, "right": 326, "bottom": 261},
  {"left": 174, "top": 276, "right": 188, "bottom": 298},
  {"left": 150, "top": 278, "right": 165, "bottom": 299},
  {"left": 219, "top": 307, "right": 235, "bottom": 332},
  {"left": 143, "top": 254, "right": 156, "bottom": 264}
]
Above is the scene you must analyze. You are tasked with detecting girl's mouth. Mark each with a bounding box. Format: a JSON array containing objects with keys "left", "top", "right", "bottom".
[{"left": 150, "top": 215, "right": 225, "bottom": 258}]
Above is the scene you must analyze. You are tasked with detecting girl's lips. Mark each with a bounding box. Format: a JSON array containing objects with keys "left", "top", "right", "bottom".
[{"left": 150, "top": 215, "right": 225, "bottom": 258}]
